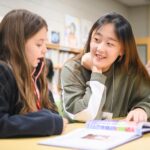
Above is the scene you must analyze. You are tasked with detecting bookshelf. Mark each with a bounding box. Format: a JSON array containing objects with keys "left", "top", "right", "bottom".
[
  {"left": 46, "top": 43, "right": 82, "bottom": 91},
  {"left": 46, "top": 43, "right": 82, "bottom": 68}
]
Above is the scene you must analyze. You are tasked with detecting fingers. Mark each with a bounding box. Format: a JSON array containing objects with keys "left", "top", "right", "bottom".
[
  {"left": 125, "top": 108, "right": 148, "bottom": 123},
  {"left": 81, "top": 53, "right": 92, "bottom": 70},
  {"left": 63, "top": 118, "right": 69, "bottom": 124},
  {"left": 63, "top": 118, "right": 68, "bottom": 129},
  {"left": 126, "top": 111, "right": 133, "bottom": 122}
]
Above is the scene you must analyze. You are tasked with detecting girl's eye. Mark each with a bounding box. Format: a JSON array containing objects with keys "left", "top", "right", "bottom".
[
  {"left": 107, "top": 42, "right": 114, "bottom": 47},
  {"left": 94, "top": 37, "right": 100, "bottom": 42},
  {"left": 37, "top": 44, "right": 42, "bottom": 47}
]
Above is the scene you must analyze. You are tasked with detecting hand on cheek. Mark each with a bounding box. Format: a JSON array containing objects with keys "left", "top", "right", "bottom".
[
  {"left": 81, "top": 52, "right": 102, "bottom": 73},
  {"left": 81, "top": 53, "right": 92, "bottom": 70}
]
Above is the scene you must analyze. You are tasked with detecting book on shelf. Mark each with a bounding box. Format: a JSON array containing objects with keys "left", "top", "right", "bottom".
[
  {"left": 45, "top": 50, "right": 59, "bottom": 66},
  {"left": 38, "top": 120, "right": 150, "bottom": 150},
  {"left": 46, "top": 48, "right": 76, "bottom": 68},
  {"left": 59, "top": 52, "right": 75, "bottom": 64}
]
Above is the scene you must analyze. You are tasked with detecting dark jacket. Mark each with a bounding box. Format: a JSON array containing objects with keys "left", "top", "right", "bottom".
[{"left": 0, "top": 62, "right": 63, "bottom": 138}]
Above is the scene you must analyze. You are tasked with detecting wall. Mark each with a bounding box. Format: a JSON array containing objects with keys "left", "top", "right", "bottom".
[
  {"left": 128, "top": 6, "right": 149, "bottom": 37},
  {"left": 128, "top": 5, "right": 150, "bottom": 61},
  {"left": 0, "top": 0, "right": 128, "bottom": 47}
]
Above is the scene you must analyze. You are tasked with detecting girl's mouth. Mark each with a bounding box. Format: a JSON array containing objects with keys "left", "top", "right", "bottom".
[
  {"left": 95, "top": 54, "right": 106, "bottom": 60},
  {"left": 37, "top": 57, "right": 44, "bottom": 65}
]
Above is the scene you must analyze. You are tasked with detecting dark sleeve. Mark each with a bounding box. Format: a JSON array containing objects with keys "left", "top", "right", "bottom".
[
  {"left": 0, "top": 109, "right": 63, "bottom": 138},
  {"left": 0, "top": 64, "right": 63, "bottom": 138}
]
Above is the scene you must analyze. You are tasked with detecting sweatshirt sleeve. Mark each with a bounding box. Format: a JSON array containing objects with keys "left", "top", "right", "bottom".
[
  {"left": 0, "top": 64, "right": 63, "bottom": 138},
  {"left": 0, "top": 109, "right": 63, "bottom": 138},
  {"left": 61, "top": 62, "right": 107, "bottom": 122},
  {"left": 129, "top": 77, "right": 150, "bottom": 119}
]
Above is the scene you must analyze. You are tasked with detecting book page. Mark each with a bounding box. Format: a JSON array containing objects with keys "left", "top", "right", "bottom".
[
  {"left": 38, "top": 128, "right": 140, "bottom": 150},
  {"left": 86, "top": 120, "right": 150, "bottom": 135},
  {"left": 86, "top": 120, "right": 138, "bottom": 132}
]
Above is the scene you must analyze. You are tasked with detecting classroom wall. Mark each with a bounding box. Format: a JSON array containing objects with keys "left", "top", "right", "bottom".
[
  {"left": 128, "top": 5, "right": 150, "bottom": 62},
  {"left": 1, "top": 0, "right": 150, "bottom": 46},
  {"left": 0, "top": 0, "right": 128, "bottom": 46},
  {"left": 128, "top": 6, "right": 149, "bottom": 37}
]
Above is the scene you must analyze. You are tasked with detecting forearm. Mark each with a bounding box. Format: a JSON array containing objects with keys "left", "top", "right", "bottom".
[
  {"left": 62, "top": 72, "right": 107, "bottom": 122},
  {"left": 0, "top": 109, "right": 63, "bottom": 138}
]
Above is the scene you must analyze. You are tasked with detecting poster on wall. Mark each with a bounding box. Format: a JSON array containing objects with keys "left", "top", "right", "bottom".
[
  {"left": 51, "top": 31, "right": 60, "bottom": 44},
  {"left": 64, "top": 14, "right": 80, "bottom": 48},
  {"left": 80, "top": 19, "right": 92, "bottom": 48}
]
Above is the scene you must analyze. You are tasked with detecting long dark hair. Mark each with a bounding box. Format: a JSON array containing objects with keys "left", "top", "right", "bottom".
[
  {"left": 81, "top": 12, "right": 149, "bottom": 81},
  {"left": 0, "top": 9, "right": 57, "bottom": 113}
]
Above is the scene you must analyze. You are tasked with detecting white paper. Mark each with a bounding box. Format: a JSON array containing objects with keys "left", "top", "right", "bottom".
[{"left": 38, "top": 128, "right": 140, "bottom": 150}]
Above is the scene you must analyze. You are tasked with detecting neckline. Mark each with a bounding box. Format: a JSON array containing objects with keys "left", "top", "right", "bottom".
[{"left": 103, "top": 64, "right": 114, "bottom": 78}]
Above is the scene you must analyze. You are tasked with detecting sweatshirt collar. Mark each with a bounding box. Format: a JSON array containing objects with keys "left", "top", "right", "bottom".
[{"left": 103, "top": 64, "right": 114, "bottom": 79}]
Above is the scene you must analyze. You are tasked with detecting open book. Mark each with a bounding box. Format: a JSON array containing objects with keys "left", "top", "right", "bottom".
[{"left": 38, "top": 120, "right": 150, "bottom": 150}]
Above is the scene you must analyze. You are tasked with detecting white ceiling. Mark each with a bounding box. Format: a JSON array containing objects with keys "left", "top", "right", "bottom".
[{"left": 117, "top": 0, "right": 150, "bottom": 6}]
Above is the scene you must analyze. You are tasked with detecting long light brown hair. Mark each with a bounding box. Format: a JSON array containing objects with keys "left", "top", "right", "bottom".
[{"left": 0, "top": 9, "right": 57, "bottom": 114}]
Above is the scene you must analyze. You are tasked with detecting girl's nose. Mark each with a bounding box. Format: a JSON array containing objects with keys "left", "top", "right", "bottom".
[
  {"left": 97, "top": 42, "right": 105, "bottom": 52},
  {"left": 42, "top": 44, "right": 47, "bottom": 54}
]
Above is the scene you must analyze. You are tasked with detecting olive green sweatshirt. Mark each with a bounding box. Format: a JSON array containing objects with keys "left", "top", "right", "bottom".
[{"left": 61, "top": 59, "right": 150, "bottom": 122}]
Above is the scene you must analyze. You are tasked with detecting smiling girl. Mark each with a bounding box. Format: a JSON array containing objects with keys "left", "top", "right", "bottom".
[
  {"left": 0, "top": 9, "right": 68, "bottom": 138},
  {"left": 61, "top": 12, "right": 150, "bottom": 123}
]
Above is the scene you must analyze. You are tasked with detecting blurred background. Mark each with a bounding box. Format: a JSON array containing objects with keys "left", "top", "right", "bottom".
[{"left": 0, "top": 0, "right": 149, "bottom": 100}]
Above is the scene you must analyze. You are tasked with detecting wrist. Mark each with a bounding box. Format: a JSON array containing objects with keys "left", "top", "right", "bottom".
[{"left": 92, "top": 66, "right": 102, "bottom": 73}]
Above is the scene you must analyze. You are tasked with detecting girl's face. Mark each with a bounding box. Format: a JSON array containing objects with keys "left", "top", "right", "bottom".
[
  {"left": 25, "top": 27, "right": 48, "bottom": 68},
  {"left": 90, "top": 23, "right": 123, "bottom": 72}
]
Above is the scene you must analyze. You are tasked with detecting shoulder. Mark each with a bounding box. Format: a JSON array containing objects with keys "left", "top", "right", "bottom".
[
  {"left": 61, "top": 59, "right": 91, "bottom": 83},
  {"left": 0, "top": 62, "right": 14, "bottom": 78},
  {"left": 63, "top": 59, "right": 82, "bottom": 70},
  {"left": 0, "top": 62, "right": 16, "bottom": 88},
  {"left": 61, "top": 59, "right": 80, "bottom": 77},
  {"left": 62, "top": 59, "right": 90, "bottom": 76}
]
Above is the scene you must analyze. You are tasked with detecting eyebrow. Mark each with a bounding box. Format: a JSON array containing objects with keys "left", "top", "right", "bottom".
[
  {"left": 37, "top": 38, "right": 48, "bottom": 42},
  {"left": 94, "top": 32, "right": 119, "bottom": 42}
]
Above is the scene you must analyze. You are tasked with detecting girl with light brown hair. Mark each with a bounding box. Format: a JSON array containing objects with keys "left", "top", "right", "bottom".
[{"left": 0, "top": 9, "right": 67, "bottom": 138}]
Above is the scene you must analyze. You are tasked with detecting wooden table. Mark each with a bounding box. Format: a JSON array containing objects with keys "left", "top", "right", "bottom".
[{"left": 0, "top": 123, "right": 150, "bottom": 150}]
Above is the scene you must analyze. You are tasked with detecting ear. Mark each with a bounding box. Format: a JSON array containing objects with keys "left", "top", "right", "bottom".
[
  {"left": 119, "top": 52, "right": 124, "bottom": 57},
  {"left": 118, "top": 53, "right": 124, "bottom": 62},
  {"left": 119, "top": 48, "right": 124, "bottom": 57}
]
